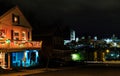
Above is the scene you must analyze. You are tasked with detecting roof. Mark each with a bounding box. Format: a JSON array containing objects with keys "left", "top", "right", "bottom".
[{"left": 0, "top": 5, "right": 32, "bottom": 29}]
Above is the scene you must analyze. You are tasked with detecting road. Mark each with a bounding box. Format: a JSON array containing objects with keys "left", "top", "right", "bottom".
[{"left": 27, "top": 65, "right": 120, "bottom": 76}]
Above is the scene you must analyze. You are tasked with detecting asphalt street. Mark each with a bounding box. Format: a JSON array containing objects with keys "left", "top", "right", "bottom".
[{"left": 27, "top": 65, "right": 120, "bottom": 76}]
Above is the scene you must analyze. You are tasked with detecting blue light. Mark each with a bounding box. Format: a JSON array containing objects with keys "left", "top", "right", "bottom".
[
  {"left": 12, "top": 52, "right": 24, "bottom": 67},
  {"left": 12, "top": 50, "right": 39, "bottom": 67}
]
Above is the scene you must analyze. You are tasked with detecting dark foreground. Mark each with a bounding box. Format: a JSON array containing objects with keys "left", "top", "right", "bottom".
[{"left": 27, "top": 65, "right": 120, "bottom": 76}]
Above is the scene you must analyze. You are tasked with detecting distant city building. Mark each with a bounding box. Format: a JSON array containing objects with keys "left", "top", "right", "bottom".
[
  {"left": 70, "top": 29, "right": 75, "bottom": 41},
  {"left": 76, "top": 37, "right": 79, "bottom": 42},
  {"left": 81, "top": 36, "right": 85, "bottom": 39},
  {"left": 64, "top": 29, "right": 76, "bottom": 45}
]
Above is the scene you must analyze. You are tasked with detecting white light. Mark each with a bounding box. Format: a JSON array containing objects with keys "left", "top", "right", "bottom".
[
  {"left": 64, "top": 40, "right": 71, "bottom": 45},
  {"left": 76, "top": 37, "right": 79, "bottom": 42},
  {"left": 111, "top": 54, "right": 114, "bottom": 56},
  {"left": 113, "top": 42, "right": 117, "bottom": 47},
  {"left": 94, "top": 36, "right": 97, "bottom": 40},
  {"left": 25, "top": 50, "right": 29, "bottom": 57},
  {"left": 14, "top": 17, "right": 18, "bottom": 22},
  {"left": 104, "top": 39, "right": 113, "bottom": 43},
  {"left": 36, "top": 51, "right": 38, "bottom": 57},
  {"left": 117, "top": 55, "right": 119, "bottom": 57},
  {"left": 81, "top": 36, "right": 85, "bottom": 39}
]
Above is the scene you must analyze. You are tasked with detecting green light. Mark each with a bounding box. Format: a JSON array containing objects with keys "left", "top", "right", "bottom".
[
  {"left": 71, "top": 53, "right": 81, "bottom": 61},
  {"left": 6, "top": 39, "right": 10, "bottom": 44}
]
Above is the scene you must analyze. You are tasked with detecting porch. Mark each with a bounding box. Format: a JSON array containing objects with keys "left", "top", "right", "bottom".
[
  {"left": 0, "top": 40, "right": 42, "bottom": 69},
  {"left": 0, "top": 40, "right": 42, "bottom": 52}
]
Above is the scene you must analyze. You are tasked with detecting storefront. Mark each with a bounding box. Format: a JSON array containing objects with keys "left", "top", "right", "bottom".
[{"left": 11, "top": 50, "right": 39, "bottom": 67}]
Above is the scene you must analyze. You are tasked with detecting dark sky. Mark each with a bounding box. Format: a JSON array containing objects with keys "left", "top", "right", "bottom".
[{"left": 1, "top": 0, "right": 120, "bottom": 37}]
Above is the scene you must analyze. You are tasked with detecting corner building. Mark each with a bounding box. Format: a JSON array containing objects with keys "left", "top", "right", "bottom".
[{"left": 0, "top": 6, "right": 42, "bottom": 69}]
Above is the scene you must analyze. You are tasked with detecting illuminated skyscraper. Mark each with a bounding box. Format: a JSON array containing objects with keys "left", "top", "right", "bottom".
[{"left": 70, "top": 29, "right": 75, "bottom": 41}]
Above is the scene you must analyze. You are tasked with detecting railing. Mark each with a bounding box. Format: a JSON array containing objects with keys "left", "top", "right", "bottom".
[{"left": 0, "top": 40, "right": 42, "bottom": 50}]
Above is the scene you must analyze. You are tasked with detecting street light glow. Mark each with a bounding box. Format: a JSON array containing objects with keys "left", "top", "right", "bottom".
[
  {"left": 71, "top": 53, "right": 81, "bottom": 61},
  {"left": 106, "top": 49, "right": 110, "bottom": 53}
]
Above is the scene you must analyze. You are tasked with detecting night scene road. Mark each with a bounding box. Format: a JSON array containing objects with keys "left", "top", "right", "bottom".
[{"left": 26, "top": 65, "right": 120, "bottom": 76}]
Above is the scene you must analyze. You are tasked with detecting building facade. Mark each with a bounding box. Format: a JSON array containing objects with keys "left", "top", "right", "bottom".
[{"left": 0, "top": 6, "right": 42, "bottom": 69}]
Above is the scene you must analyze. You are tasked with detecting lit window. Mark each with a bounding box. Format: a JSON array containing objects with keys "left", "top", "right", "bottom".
[
  {"left": 22, "top": 32, "right": 26, "bottom": 40},
  {"left": 22, "top": 32, "right": 25, "bottom": 37},
  {"left": 14, "top": 38, "right": 19, "bottom": 40},
  {"left": 12, "top": 14, "right": 20, "bottom": 24},
  {"left": 14, "top": 16, "right": 18, "bottom": 22},
  {"left": 14, "top": 31, "right": 19, "bottom": 40}
]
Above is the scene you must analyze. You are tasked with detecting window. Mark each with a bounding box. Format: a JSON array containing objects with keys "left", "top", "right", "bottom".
[
  {"left": 22, "top": 33, "right": 25, "bottom": 37},
  {"left": 22, "top": 32, "right": 26, "bottom": 40},
  {"left": 12, "top": 14, "right": 20, "bottom": 24},
  {"left": 14, "top": 38, "right": 19, "bottom": 40},
  {"left": 14, "top": 32, "right": 19, "bottom": 36},
  {"left": 14, "top": 32, "right": 19, "bottom": 40},
  {"left": 0, "top": 29, "right": 5, "bottom": 39}
]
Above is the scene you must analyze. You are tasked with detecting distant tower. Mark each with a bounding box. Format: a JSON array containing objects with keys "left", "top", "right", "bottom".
[
  {"left": 112, "top": 34, "right": 117, "bottom": 40},
  {"left": 70, "top": 29, "right": 75, "bottom": 41}
]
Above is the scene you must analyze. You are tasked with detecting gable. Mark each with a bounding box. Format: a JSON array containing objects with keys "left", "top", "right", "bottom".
[{"left": 0, "top": 6, "right": 32, "bottom": 29}]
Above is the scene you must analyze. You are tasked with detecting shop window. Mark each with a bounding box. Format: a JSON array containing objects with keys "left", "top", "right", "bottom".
[{"left": 13, "top": 56, "right": 16, "bottom": 61}]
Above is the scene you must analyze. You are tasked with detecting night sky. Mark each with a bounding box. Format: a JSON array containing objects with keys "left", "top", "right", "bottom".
[{"left": 1, "top": 0, "right": 120, "bottom": 38}]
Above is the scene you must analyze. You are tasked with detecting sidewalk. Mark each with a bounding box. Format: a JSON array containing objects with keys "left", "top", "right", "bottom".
[{"left": 0, "top": 68, "right": 61, "bottom": 76}]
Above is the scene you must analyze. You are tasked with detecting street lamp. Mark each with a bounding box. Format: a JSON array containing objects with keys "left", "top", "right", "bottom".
[{"left": 106, "top": 49, "right": 110, "bottom": 53}]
